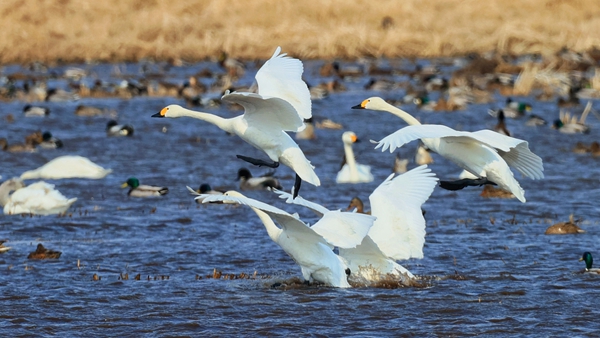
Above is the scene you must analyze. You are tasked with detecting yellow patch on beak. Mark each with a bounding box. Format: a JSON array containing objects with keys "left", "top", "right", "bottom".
[
  {"left": 350, "top": 134, "right": 358, "bottom": 143},
  {"left": 160, "top": 107, "right": 168, "bottom": 116},
  {"left": 121, "top": 182, "right": 129, "bottom": 188},
  {"left": 361, "top": 99, "right": 369, "bottom": 108}
]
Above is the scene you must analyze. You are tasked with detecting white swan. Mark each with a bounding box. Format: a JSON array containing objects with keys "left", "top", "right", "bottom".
[
  {"left": 0, "top": 178, "right": 77, "bottom": 215},
  {"left": 352, "top": 97, "right": 544, "bottom": 203},
  {"left": 191, "top": 189, "right": 374, "bottom": 288},
  {"left": 336, "top": 131, "right": 374, "bottom": 184},
  {"left": 274, "top": 165, "right": 438, "bottom": 283},
  {"left": 20, "top": 155, "right": 112, "bottom": 180},
  {"left": 154, "top": 47, "right": 319, "bottom": 198}
]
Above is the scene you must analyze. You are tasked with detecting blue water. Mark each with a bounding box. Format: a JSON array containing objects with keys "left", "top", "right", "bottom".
[{"left": 1, "top": 58, "right": 599, "bottom": 336}]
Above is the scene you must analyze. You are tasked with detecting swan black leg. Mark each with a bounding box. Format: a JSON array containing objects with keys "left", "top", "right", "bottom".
[
  {"left": 439, "top": 177, "right": 497, "bottom": 191},
  {"left": 236, "top": 155, "right": 279, "bottom": 168},
  {"left": 293, "top": 174, "right": 302, "bottom": 199}
]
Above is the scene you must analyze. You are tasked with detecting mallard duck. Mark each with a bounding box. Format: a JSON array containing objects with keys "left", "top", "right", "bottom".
[
  {"left": 504, "top": 98, "right": 532, "bottom": 118},
  {"left": 28, "top": 243, "right": 61, "bottom": 259},
  {"left": 20, "top": 155, "right": 112, "bottom": 179},
  {"left": 415, "top": 143, "right": 433, "bottom": 165},
  {"left": 545, "top": 215, "right": 586, "bottom": 234},
  {"left": 493, "top": 110, "right": 511, "bottom": 136},
  {"left": 295, "top": 118, "right": 316, "bottom": 140},
  {"left": 0, "top": 240, "right": 10, "bottom": 253},
  {"left": 393, "top": 153, "right": 409, "bottom": 174},
  {"left": 590, "top": 142, "right": 600, "bottom": 156},
  {"left": 38, "top": 132, "right": 63, "bottom": 149},
  {"left": 572, "top": 142, "right": 590, "bottom": 154},
  {"left": 336, "top": 131, "right": 373, "bottom": 184},
  {"left": 106, "top": 120, "right": 134, "bottom": 137},
  {"left": 346, "top": 196, "right": 370, "bottom": 214},
  {"left": 525, "top": 114, "right": 547, "bottom": 127},
  {"left": 193, "top": 184, "right": 223, "bottom": 203},
  {"left": 579, "top": 252, "right": 600, "bottom": 273},
  {"left": 0, "top": 178, "right": 77, "bottom": 215},
  {"left": 480, "top": 185, "right": 515, "bottom": 199},
  {"left": 553, "top": 101, "right": 592, "bottom": 134},
  {"left": 45, "top": 88, "right": 79, "bottom": 102},
  {"left": 75, "top": 105, "right": 108, "bottom": 117},
  {"left": 237, "top": 168, "right": 282, "bottom": 191},
  {"left": 0, "top": 138, "right": 36, "bottom": 153},
  {"left": 23, "top": 104, "right": 50, "bottom": 117},
  {"left": 122, "top": 177, "right": 168, "bottom": 197}
]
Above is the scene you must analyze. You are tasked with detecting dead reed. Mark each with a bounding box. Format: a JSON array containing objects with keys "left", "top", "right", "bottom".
[{"left": 1, "top": 0, "right": 599, "bottom": 63}]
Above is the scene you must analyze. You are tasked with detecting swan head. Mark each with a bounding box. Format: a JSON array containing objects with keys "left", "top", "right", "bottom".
[
  {"left": 152, "top": 104, "right": 183, "bottom": 118},
  {"left": 351, "top": 97, "right": 388, "bottom": 111},
  {"left": 1, "top": 177, "right": 26, "bottom": 192},
  {"left": 342, "top": 131, "right": 360, "bottom": 145},
  {"left": 219, "top": 190, "right": 246, "bottom": 204},
  {"left": 121, "top": 177, "right": 139, "bottom": 189},
  {"left": 580, "top": 252, "right": 593, "bottom": 270}
]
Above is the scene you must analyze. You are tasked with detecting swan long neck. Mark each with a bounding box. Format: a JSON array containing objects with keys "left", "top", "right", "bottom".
[
  {"left": 172, "top": 108, "right": 234, "bottom": 133},
  {"left": 378, "top": 102, "right": 422, "bottom": 126},
  {"left": 249, "top": 207, "right": 283, "bottom": 243},
  {"left": 343, "top": 142, "right": 359, "bottom": 179}
]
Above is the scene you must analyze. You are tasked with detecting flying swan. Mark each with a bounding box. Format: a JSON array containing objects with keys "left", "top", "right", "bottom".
[
  {"left": 154, "top": 47, "right": 319, "bottom": 198},
  {"left": 190, "top": 189, "right": 375, "bottom": 288},
  {"left": 352, "top": 97, "right": 544, "bottom": 203}
]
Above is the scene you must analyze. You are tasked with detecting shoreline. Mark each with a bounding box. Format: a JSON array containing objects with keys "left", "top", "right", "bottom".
[{"left": 1, "top": 0, "right": 599, "bottom": 64}]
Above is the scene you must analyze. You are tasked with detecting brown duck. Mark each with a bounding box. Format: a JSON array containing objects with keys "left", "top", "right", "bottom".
[
  {"left": 545, "top": 215, "right": 586, "bottom": 235},
  {"left": 27, "top": 243, "right": 62, "bottom": 259}
]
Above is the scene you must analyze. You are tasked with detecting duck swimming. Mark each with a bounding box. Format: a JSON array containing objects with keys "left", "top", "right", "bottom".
[
  {"left": 37, "top": 132, "right": 63, "bottom": 149},
  {"left": 28, "top": 243, "right": 62, "bottom": 259},
  {"left": 122, "top": 177, "right": 168, "bottom": 197},
  {"left": 545, "top": 214, "right": 586, "bottom": 234},
  {"left": 193, "top": 184, "right": 224, "bottom": 203},
  {"left": 579, "top": 252, "right": 600, "bottom": 273},
  {"left": 23, "top": 104, "right": 50, "bottom": 117},
  {"left": 106, "top": 120, "right": 134, "bottom": 137},
  {"left": 237, "top": 168, "right": 282, "bottom": 191}
]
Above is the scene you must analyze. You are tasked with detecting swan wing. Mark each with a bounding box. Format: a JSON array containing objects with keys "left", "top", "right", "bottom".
[
  {"left": 198, "top": 193, "right": 325, "bottom": 243},
  {"left": 469, "top": 130, "right": 544, "bottom": 179},
  {"left": 368, "top": 165, "right": 438, "bottom": 260},
  {"left": 375, "top": 126, "right": 544, "bottom": 179},
  {"left": 222, "top": 92, "right": 304, "bottom": 132},
  {"left": 6, "top": 181, "right": 76, "bottom": 215},
  {"left": 310, "top": 210, "right": 375, "bottom": 249},
  {"left": 271, "top": 188, "right": 329, "bottom": 216},
  {"left": 255, "top": 47, "right": 312, "bottom": 121},
  {"left": 374, "top": 124, "right": 468, "bottom": 152}
]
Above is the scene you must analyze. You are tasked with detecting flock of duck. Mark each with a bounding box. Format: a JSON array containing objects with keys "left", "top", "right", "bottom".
[{"left": 1, "top": 46, "right": 599, "bottom": 285}]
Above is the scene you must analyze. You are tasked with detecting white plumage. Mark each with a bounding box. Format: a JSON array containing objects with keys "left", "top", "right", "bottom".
[
  {"left": 155, "top": 47, "right": 319, "bottom": 190},
  {"left": 191, "top": 189, "right": 374, "bottom": 288},
  {"left": 20, "top": 155, "right": 112, "bottom": 180},
  {"left": 1, "top": 179, "right": 77, "bottom": 215},
  {"left": 336, "top": 131, "right": 374, "bottom": 184},
  {"left": 354, "top": 97, "right": 544, "bottom": 203}
]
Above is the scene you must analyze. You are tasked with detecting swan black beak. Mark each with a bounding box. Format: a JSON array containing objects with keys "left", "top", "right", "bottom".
[
  {"left": 151, "top": 112, "right": 164, "bottom": 118},
  {"left": 351, "top": 104, "right": 364, "bottom": 109}
]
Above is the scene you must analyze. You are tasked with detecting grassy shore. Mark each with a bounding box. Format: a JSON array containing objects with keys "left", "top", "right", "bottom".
[{"left": 1, "top": 0, "right": 599, "bottom": 64}]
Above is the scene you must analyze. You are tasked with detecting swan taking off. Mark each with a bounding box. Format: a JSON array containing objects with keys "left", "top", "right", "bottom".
[
  {"left": 0, "top": 178, "right": 77, "bottom": 215},
  {"left": 336, "top": 131, "right": 374, "bottom": 184},
  {"left": 191, "top": 189, "right": 374, "bottom": 288},
  {"left": 352, "top": 97, "right": 544, "bottom": 203},
  {"left": 273, "top": 165, "right": 437, "bottom": 284},
  {"left": 154, "top": 47, "right": 319, "bottom": 198}
]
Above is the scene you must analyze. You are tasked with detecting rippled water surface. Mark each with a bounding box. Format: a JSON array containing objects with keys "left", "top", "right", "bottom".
[{"left": 1, "top": 59, "right": 599, "bottom": 336}]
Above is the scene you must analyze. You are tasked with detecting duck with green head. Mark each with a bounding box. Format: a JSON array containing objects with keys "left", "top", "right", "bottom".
[
  {"left": 579, "top": 252, "right": 600, "bottom": 273},
  {"left": 121, "top": 177, "right": 168, "bottom": 197}
]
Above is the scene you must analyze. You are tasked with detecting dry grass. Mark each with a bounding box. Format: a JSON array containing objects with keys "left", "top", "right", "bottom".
[{"left": 1, "top": 0, "right": 600, "bottom": 63}]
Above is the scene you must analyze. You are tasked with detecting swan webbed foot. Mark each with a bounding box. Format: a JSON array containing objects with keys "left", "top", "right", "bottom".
[
  {"left": 439, "top": 177, "right": 497, "bottom": 191},
  {"left": 292, "top": 174, "right": 302, "bottom": 199},
  {"left": 236, "top": 155, "right": 279, "bottom": 168}
]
